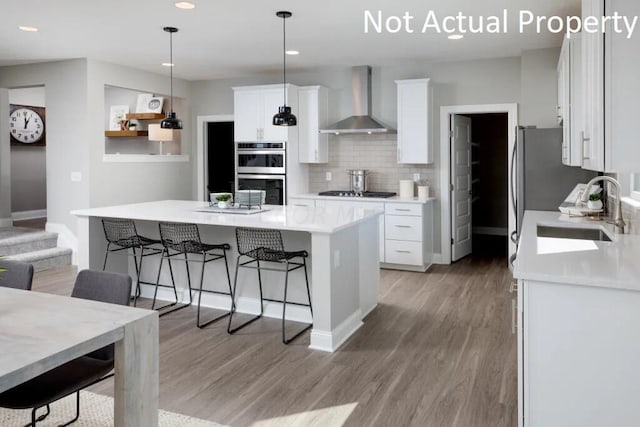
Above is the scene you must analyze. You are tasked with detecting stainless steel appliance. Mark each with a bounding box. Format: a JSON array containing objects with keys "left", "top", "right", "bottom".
[
  {"left": 510, "top": 127, "right": 598, "bottom": 262},
  {"left": 318, "top": 190, "right": 396, "bottom": 198},
  {"left": 236, "top": 141, "right": 286, "bottom": 175},
  {"left": 347, "top": 169, "right": 370, "bottom": 193},
  {"left": 237, "top": 174, "right": 286, "bottom": 205}
]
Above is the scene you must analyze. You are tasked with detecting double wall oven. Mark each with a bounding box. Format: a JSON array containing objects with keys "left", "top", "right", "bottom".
[{"left": 236, "top": 141, "right": 286, "bottom": 205}]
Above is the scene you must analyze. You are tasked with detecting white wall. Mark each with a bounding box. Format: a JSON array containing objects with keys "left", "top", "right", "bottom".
[
  {"left": 9, "top": 86, "right": 46, "bottom": 213},
  {"left": 0, "top": 59, "right": 90, "bottom": 235},
  {"left": 520, "top": 47, "right": 561, "bottom": 128},
  {"left": 87, "top": 59, "right": 193, "bottom": 207}
]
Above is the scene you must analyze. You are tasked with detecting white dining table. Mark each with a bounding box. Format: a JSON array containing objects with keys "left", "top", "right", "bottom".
[{"left": 0, "top": 287, "right": 159, "bottom": 426}]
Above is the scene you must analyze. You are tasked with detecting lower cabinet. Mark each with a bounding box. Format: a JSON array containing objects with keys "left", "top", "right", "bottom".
[
  {"left": 288, "top": 197, "right": 434, "bottom": 271},
  {"left": 518, "top": 279, "right": 640, "bottom": 427}
]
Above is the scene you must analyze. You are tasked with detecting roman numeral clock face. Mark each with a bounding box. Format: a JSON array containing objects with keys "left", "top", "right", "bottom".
[{"left": 9, "top": 106, "right": 45, "bottom": 145}]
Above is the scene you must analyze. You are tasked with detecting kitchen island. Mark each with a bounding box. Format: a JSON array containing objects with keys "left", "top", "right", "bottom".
[
  {"left": 72, "top": 200, "right": 383, "bottom": 352},
  {"left": 513, "top": 210, "right": 640, "bottom": 427}
]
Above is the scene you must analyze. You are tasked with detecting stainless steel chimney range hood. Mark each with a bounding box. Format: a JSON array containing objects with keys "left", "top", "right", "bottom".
[{"left": 320, "top": 66, "right": 395, "bottom": 135}]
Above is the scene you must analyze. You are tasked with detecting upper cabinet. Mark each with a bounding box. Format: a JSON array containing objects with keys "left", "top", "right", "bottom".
[
  {"left": 396, "top": 78, "right": 432, "bottom": 164},
  {"left": 298, "top": 86, "right": 329, "bottom": 164},
  {"left": 233, "top": 84, "right": 297, "bottom": 142},
  {"left": 581, "top": 0, "right": 640, "bottom": 172},
  {"left": 557, "top": 34, "right": 583, "bottom": 167}
]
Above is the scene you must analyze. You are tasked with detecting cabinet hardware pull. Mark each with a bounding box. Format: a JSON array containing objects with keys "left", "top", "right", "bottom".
[
  {"left": 396, "top": 250, "right": 411, "bottom": 254},
  {"left": 394, "top": 225, "right": 412, "bottom": 228},
  {"left": 395, "top": 208, "right": 411, "bottom": 212},
  {"left": 581, "top": 131, "right": 591, "bottom": 159},
  {"left": 511, "top": 299, "right": 517, "bottom": 335}
]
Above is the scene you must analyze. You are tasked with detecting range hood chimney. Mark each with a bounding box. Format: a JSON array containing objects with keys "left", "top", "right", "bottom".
[{"left": 320, "top": 66, "right": 395, "bottom": 135}]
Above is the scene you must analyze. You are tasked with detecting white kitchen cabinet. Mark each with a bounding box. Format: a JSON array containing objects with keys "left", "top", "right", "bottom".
[
  {"left": 383, "top": 201, "right": 433, "bottom": 271},
  {"left": 233, "top": 84, "right": 297, "bottom": 142},
  {"left": 298, "top": 86, "right": 328, "bottom": 164},
  {"left": 580, "top": 0, "right": 640, "bottom": 172},
  {"left": 557, "top": 34, "right": 583, "bottom": 167},
  {"left": 395, "top": 78, "right": 432, "bottom": 164},
  {"left": 518, "top": 278, "right": 640, "bottom": 427}
]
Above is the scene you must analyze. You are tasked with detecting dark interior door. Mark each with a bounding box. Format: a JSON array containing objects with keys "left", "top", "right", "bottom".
[{"left": 207, "top": 122, "right": 235, "bottom": 193}]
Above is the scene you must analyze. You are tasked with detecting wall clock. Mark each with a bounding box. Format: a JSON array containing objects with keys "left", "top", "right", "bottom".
[{"left": 9, "top": 104, "right": 46, "bottom": 146}]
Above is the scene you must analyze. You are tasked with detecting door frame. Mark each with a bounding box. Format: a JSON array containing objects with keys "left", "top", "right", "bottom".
[
  {"left": 196, "top": 114, "right": 234, "bottom": 201},
  {"left": 439, "top": 103, "right": 518, "bottom": 264}
]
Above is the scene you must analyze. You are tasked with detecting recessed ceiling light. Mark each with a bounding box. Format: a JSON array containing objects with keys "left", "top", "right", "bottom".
[
  {"left": 285, "top": 50, "right": 300, "bottom": 56},
  {"left": 448, "top": 34, "right": 464, "bottom": 40},
  {"left": 162, "top": 62, "right": 175, "bottom": 67},
  {"left": 19, "top": 26, "right": 38, "bottom": 32},
  {"left": 175, "top": 2, "right": 195, "bottom": 9}
]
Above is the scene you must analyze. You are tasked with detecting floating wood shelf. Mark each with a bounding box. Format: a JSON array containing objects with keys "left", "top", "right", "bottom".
[
  {"left": 104, "top": 130, "right": 149, "bottom": 137},
  {"left": 125, "top": 113, "right": 165, "bottom": 120}
]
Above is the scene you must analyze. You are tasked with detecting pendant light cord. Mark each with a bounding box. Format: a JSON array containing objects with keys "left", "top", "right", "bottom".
[
  {"left": 282, "top": 15, "right": 286, "bottom": 106},
  {"left": 169, "top": 31, "right": 174, "bottom": 114}
]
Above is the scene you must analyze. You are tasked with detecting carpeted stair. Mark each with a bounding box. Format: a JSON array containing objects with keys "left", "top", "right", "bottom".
[{"left": 0, "top": 227, "right": 72, "bottom": 272}]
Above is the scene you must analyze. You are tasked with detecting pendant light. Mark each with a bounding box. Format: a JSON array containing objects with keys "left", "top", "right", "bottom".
[
  {"left": 161, "top": 26, "right": 183, "bottom": 130},
  {"left": 273, "top": 11, "right": 297, "bottom": 126}
]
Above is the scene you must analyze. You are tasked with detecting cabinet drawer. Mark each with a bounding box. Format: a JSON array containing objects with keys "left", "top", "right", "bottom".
[
  {"left": 288, "top": 198, "right": 315, "bottom": 208},
  {"left": 385, "top": 203, "right": 422, "bottom": 216},
  {"left": 385, "top": 215, "right": 423, "bottom": 241},
  {"left": 385, "top": 240, "right": 423, "bottom": 266}
]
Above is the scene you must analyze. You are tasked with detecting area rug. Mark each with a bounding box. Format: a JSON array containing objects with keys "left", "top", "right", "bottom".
[{"left": 0, "top": 390, "right": 225, "bottom": 426}]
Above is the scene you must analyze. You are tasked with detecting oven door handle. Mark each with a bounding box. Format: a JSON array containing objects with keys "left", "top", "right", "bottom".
[
  {"left": 237, "top": 150, "right": 286, "bottom": 155},
  {"left": 237, "top": 174, "right": 286, "bottom": 180}
]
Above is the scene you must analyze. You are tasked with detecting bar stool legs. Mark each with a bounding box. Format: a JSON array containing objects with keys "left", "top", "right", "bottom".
[
  {"left": 152, "top": 248, "right": 189, "bottom": 316},
  {"left": 282, "top": 259, "right": 313, "bottom": 344},
  {"left": 197, "top": 251, "right": 234, "bottom": 329},
  {"left": 227, "top": 256, "right": 264, "bottom": 334}
]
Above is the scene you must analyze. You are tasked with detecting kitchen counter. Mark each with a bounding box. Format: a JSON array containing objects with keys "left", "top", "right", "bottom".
[
  {"left": 513, "top": 210, "right": 640, "bottom": 291},
  {"left": 291, "top": 193, "right": 436, "bottom": 204},
  {"left": 71, "top": 200, "right": 382, "bottom": 352},
  {"left": 72, "top": 200, "right": 382, "bottom": 234}
]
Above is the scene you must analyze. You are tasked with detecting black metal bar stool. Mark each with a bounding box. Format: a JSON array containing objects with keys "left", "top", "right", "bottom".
[
  {"left": 227, "top": 227, "right": 313, "bottom": 344},
  {"left": 102, "top": 218, "right": 163, "bottom": 306},
  {"left": 156, "top": 222, "right": 234, "bottom": 328}
]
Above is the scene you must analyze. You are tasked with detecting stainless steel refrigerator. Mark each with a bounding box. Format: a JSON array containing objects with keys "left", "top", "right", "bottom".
[{"left": 511, "top": 127, "right": 598, "bottom": 240}]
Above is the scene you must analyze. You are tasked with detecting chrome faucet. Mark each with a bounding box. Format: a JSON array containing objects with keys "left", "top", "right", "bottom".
[{"left": 578, "top": 176, "right": 626, "bottom": 234}]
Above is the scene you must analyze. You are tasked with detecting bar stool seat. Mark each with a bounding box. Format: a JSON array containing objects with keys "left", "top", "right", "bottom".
[
  {"left": 102, "top": 218, "right": 163, "bottom": 305},
  {"left": 227, "top": 227, "right": 312, "bottom": 344},
  {"left": 156, "top": 222, "right": 233, "bottom": 328}
]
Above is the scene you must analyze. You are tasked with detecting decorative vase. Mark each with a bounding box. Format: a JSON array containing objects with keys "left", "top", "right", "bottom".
[
  {"left": 217, "top": 201, "right": 231, "bottom": 209},
  {"left": 587, "top": 200, "right": 603, "bottom": 210}
]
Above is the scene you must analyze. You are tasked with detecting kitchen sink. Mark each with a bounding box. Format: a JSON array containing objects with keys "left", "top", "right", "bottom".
[{"left": 536, "top": 225, "right": 612, "bottom": 242}]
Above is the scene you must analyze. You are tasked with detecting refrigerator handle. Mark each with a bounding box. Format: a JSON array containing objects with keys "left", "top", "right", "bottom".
[{"left": 510, "top": 132, "right": 518, "bottom": 217}]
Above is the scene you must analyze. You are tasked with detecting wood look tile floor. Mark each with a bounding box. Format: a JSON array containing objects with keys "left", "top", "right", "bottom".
[{"left": 32, "top": 253, "right": 516, "bottom": 427}]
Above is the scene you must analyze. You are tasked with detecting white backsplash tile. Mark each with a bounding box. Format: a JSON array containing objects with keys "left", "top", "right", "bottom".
[{"left": 308, "top": 134, "right": 437, "bottom": 195}]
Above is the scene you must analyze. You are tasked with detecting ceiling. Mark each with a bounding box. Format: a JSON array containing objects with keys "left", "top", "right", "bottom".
[{"left": 0, "top": 0, "right": 580, "bottom": 81}]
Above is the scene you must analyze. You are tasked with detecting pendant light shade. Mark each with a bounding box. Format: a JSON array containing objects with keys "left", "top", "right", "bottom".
[
  {"left": 161, "top": 26, "right": 183, "bottom": 130},
  {"left": 273, "top": 11, "right": 297, "bottom": 127}
]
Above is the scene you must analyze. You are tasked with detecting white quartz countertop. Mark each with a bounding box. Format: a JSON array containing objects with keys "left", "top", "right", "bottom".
[
  {"left": 513, "top": 210, "right": 640, "bottom": 291},
  {"left": 291, "top": 193, "right": 435, "bottom": 204},
  {"left": 71, "top": 200, "right": 383, "bottom": 235}
]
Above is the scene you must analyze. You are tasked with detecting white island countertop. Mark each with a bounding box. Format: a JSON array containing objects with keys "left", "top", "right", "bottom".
[
  {"left": 72, "top": 200, "right": 383, "bottom": 235},
  {"left": 513, "top": 210, "right": 640, "bottom": 291}
]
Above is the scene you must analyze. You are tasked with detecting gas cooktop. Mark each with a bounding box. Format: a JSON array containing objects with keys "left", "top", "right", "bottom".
[{"left": 318, "top": 191, "right": 397, "bottom": 198}]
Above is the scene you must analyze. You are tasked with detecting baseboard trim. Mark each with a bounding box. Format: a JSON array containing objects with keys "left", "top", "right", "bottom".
[
  {"left": 432, "top": 252, "right": 445, "bottom": 265},
  {"left": 139, "top": 284, "right": 313, "bottom": 324},
  {"left": 0, "top": 218, "right": 13, "bottom": 228},
  {"left": 12, "top": 209, "right": 47, "bottom": 221},
  {"left": 309, "top": 310, "right": 363, "bottom": 353},
  {"left": 45, "top": 222, "right": 78, "bottom": 265}
]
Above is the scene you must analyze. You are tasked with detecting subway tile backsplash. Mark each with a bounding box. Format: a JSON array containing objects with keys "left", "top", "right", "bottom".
[{"left": 308, "top": 134, "right": 437, "bottom": 195}]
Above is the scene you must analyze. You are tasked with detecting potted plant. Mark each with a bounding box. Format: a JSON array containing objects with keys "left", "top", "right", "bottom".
[
  {"left": 216, "top": 193, "right": 232, "bottom": 209},
  {"left": 588, "top": 192, "right": 603, "bottom": 210}
]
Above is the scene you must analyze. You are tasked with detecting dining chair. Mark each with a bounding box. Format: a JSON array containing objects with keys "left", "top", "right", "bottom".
[
  {"left": 0, "top": 259, "right": 34, "bottom": 291},
  {"left": 0, "top": 269, "right": 132, "bottom": 426}
]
